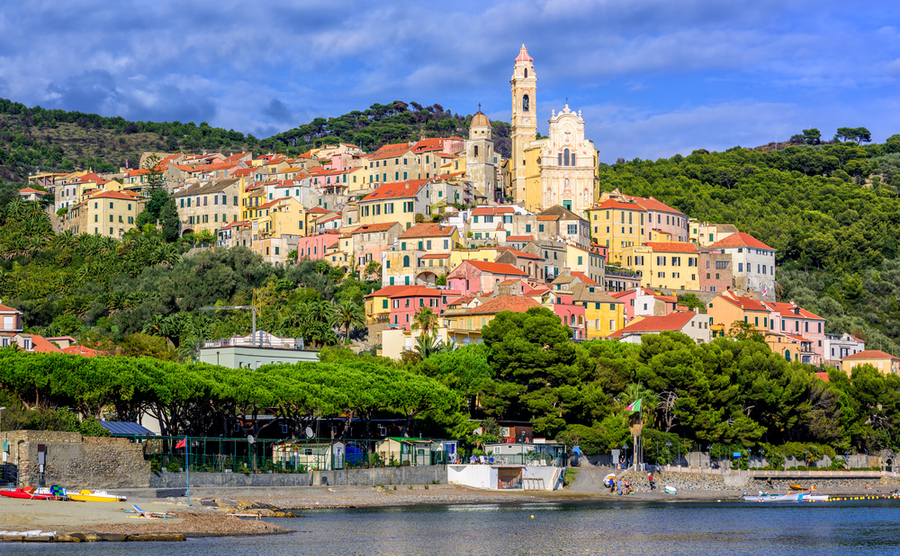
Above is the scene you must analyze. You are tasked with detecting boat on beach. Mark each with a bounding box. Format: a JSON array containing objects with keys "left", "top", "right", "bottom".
[
  {"left": 67, "top": 490, "right": 127, "bottom": 502},
  {"left": 744, "top": 491, "right": 829, "bottom": 502},
  {"left": 0, "top": 487, "right": 63, "bottom": 500}
]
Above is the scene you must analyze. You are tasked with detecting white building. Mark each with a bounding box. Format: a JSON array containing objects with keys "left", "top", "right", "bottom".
[
  {"left": 707, "top": 232, "right": 776, "bottom": 298},
  {"left": 823, "top": 333, "right": 866, "bottom": 367}
]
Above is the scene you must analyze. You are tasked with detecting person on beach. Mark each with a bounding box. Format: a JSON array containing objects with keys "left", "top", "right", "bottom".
[
  {"left": 623, "top": 480, "right": 633, "bottom": 495},
  {"left": 619, "top": 454, "right": 625, "bottom": 469},
  {"left": 648, "top": 472, "right": 656, "bottom": 491},
  {"left": 617, "top": 479, "right": 623, "bottom": 495}
]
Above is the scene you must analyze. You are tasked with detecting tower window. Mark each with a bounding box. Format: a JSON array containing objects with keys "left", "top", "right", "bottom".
[
  {"left": 523, "top": 94, "right": 530, "bottom": 112},
  {"left": 525, "top": 68, "right": 528, "bottom": 78},
  {"left": 564, "top": 148, "right": 570, "bottom": 166},
  {"left": 474, "top": 145, "right": 479, "bottom": 157}
]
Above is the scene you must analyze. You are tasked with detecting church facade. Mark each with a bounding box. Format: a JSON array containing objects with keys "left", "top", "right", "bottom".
[{"left": 507, "top": 44, "right": 598, "bottom": 215}]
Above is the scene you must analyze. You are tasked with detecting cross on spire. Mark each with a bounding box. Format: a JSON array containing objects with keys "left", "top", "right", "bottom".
[{"left": 478, "top": 102, "right": 481, "bottom": 112}]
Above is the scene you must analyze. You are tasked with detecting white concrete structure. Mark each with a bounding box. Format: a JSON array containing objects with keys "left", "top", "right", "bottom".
[{"left": 708, "top": 232, "right": 776, "bottom": 298}]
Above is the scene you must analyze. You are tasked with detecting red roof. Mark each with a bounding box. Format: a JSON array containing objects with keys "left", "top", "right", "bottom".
[
  {"left": 31, "top": 334, "right": 62, "bottom": 353},
  {"left": 626, "top": 194, "right": 683, "bottom": 215},
  {"left": 461, "top": 260, "right": 527, "bottom": 276},
  {"left": 362, "top": 179, "right": 428, "bottom": 201},
  {"left": 505, "top": 235, "right": 534, "bottom": 242},
  {"left": 421, "top": 254, "right": 450, "bottom": 259},
  {"left": 19, "top": 187, "right": 48, "bottom": 194},
  {"left": 90, "top": 191, "right": 138, "bottom": 201},
  {"left": 399, "top": 223, "right": 456, "bottom": 238},
  {"left": 465, "top": 295, "right": 539, "bottom": 315},
  {"left": 515, "top": 44, "right": 533, "bottom": 62},
  {"left": 0, "top": 304, "right": 20, "bottom": 313},
  {"left": 719, "top": 293, "right": 769, "bottom": 312},
  {"left": 843, "top": 350, "right": 899, "bottom": 361},
  {"left": 762, "top": 301, "right": 823, "bottom": 321},
  {"left": 644, "top": 242, "right": 698, "bottom": 253},
  {"left": 593, "top": 198, "right": 645, "bottom": 211},
  {"left": 472, "top": 206, "right": 515, "bottom": 216},
  {"left": 708, "top": 232, "right": 774, "bottom": 251},
  {"left": 498, "top": 248, "right": 543, "bottom": 260},
  {"left": 608, "top": 312, "right": 697, "bottom": 338},
  {"left": 370, "top": 148, "right": 409, "bottom": 160},
  {"left": 351, "top": 222, "right": 399, "bottom": 234},
  {"left": 571, "top": 271, "right": 600, "bottom": 286},
  {"left": 232, "top": 168, "right": 254, "bottom": 177},
  {"left": 62, "top": 345, "right": 103, "bottom": 357},
  {"left": 364, "top": 285, "right": 457, "bottom": 299}
]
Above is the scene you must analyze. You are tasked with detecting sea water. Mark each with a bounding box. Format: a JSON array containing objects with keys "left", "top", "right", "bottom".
[{"left": 11, "top": 499, "right": 900, "bottom": 556}]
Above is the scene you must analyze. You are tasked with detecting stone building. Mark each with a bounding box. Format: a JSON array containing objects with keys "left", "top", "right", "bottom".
[{"left": 465, "top": 110, "right": 497, "bottom": 202}]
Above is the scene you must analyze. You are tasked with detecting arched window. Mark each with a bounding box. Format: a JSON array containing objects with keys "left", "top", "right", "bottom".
[
  {"left": 403, "top": 255, "right": 410, "bottom": 267},
  {"left": 522, "top": 94, "right": 530, "bottom": 112},
  {"left": 564, "top": 148, "right": 570, "bottom": 166},
  {"left": 474, "top": 145, "right": 479, "bottom": 157},
  {"left": 524, "top": 68, "right": 528, "bottom": 78},
  {"left": 785, "top": 350, "right": 791, "bottom": 361}
]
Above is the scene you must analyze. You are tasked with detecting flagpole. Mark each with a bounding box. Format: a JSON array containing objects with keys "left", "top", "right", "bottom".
[{"left": 185, "top": 436, "right": 190, "bottom": 507}]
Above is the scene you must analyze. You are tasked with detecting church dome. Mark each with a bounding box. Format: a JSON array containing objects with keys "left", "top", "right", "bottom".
[
  {"left": 471, "top": 111, "right": 490, "bottom": 128},
  {"left": 515, "top": 44, "right": 533, "bottom": 62}
]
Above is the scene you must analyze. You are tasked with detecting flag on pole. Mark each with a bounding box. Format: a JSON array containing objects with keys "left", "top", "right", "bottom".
[
  {"left": 175, "top": 438, "right": 186, "bottom": 450},
  {"left": 625, "top": 399, "right": 642, "bottom": 412}
]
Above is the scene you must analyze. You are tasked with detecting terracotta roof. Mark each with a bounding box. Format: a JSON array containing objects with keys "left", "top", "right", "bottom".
[
  {"left": 718, "top": 293, "right": 768, "bottom": 312},
  {"left": 471, "top": 111, "right": 491, "bottom": 127},
  {"left": 592, "top": 198, "right": 645, "bottom": 211},
  {"left": 505, "top": 235, "right": 534, "bottom": 242},
  {"left": 571, "top": 271, "right": 600, "bottom": 286},
  {"left": 761, "top": 301, "right": 823, "bottom": 320},
  {"left": 420, "top": 254, "right": 450, "bottom": 259},
  {"left": 465, "top": 295, "right": 539, "bottom": 316},
  {"left": 498, "top": 248, "right": 543, "bottom": 260},
  {"left": 608, "top": 312, "right": 697, "bottom": 338},
  {"left": 460, "top": 260, "right": 527, "bottom": 276},
  {"left": 62, "top": 345, "right": 103, "bottom": 357},
  {"left": 626, "top": 194, "right": 683, "bottom": 215},
  {"left": 90, "top": 191, "right": 138, "bottom": 201},
  {"left": 0, "top": 304, "right": 21, "bottom": 313},
  {"left": 708, "top": 232, "right": 775, "bottom": 251},
  {"left": 515, "top": 44, "right": 533, "bottom": 62},
  {"left": 19, "top": 187, "right": 48, "bottom": 194},
  {"left": 31, "top": 334, "right": 62, "bottom": 353},
  {"left": 232, "top": 168, "right": 254, "bottom": 177},
  {"left": 370, "top": 148, "right": 409, "bottom": 160},
  {"left": 644, "top": 242, "right": 698, "bottom": 253},
  {"left": 842, "top": 350, "right": 899, "bottom": 361},
  {"left": 472, "top": 206, "right": 516, "bottom": 216},
  {"left": 537, "top": 215, "right": 558, "bottom": 221},
  {"left": 364, "top": 285, "right": 455, "bottom": 299},
  {"left": 398, "top": 223, "right": 456, "bottom": 239},
  {"left": 351, "top": 222, "right": 399, "bottom": 235},
  {"left": 362, "top": 179, "right": 429, "bottom": 201},
  {"left": 411, "top": 138, "right": 450, "bottom": 153}
]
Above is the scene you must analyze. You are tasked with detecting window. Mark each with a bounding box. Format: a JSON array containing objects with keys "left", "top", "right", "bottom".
[
  {"left": 522, "top": 94, "right": 530, "bottom": 112},
  {"left": 403, "top": 255, "right": 410, "bottom": 267},
  {"left": 567, "top": 224, "right": 577, "bottom": 234},
  {"left": 738, "top": 263, "right": 743, "bottom": 272},
  {"left": 109, "top": 202, "right": 114, "bottom": 209}
]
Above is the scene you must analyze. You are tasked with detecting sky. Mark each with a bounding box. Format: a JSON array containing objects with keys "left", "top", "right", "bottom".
[{"left": 1, "top": 0, "right": 898, "bottom": 163}]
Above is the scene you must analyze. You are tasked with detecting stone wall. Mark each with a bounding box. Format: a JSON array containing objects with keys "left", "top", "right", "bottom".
[
  {"left": 150, "top": 465, "right": 448, "bottom": 489},
  {"left": 619, "top": 470, "right": 900, "bottom": 493},
  {"left": 1, "top": 430, "right": 150, "bottom": 489}
]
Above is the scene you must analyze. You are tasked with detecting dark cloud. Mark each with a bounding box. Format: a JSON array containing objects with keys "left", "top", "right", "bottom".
[
  {"left": 45, "top": 70, "right": 119, "bottom": 115},
  {"left": 263, "top": 98, "right": 294, "bottom": 124}
]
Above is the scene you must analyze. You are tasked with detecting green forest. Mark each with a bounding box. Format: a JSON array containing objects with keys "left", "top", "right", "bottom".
[
  {"left": 598, "top": 134, "right": 900, "bottom": 356},
  {"left": 0, "top": 98, "right": 504, "bottom": 182}
]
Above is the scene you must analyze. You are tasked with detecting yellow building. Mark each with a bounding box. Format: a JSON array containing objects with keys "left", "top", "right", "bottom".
[
  {"left": 61, "top": 190, "right": 144, "bottom": 238},
  {"left": 357, "top": 179, "right": 431, "bottom": 229},
  {"left": 707, "top": 290, "right": 771, "bottom": 338},
  {"left": 572, "top": 283, "right": 625, "bottom": 339},
  {"left": 622, "top": 242, "right": 699, "bottom": 291},
  {"left": 449, "top": 247, "right": 500, "bottom": 268},
  {"left": 565, "top": 244, "right": 606, "bottom": 286},
  {"left": 585, "top": 197, "right": 645, "bottom": 264},
  {"left": 251, "top": 196, "right": 308, "bottom": 238},
  {"left": 444, "top": 295, "right": 541, "bottom": 346},
  {"left": 840, "top": 350, "right": 900, "bottom": 375}
]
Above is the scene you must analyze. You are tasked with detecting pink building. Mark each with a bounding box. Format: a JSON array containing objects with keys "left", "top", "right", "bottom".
[
  {"left": 762, "top": 300, "right": 826, "bottom": 360},
  {"left": 548, "top": 291, "right": 587, "bottom": 340},
  {"left": 384, "top": 286, "right": 460, "bottom": 330},
  {"left": 447, "top": 260, "right": 528, "bottom": 296},
  {"left": 296, "top": 233, "right": 336, "bottom": 260}
]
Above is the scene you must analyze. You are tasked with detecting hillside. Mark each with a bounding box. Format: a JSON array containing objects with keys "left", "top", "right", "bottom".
[
  {"left": 598, "top": 137, "right": 900, "bottom": 354},
  {"left": 0, "top": 99, "right": 510, "bottom": 181}
]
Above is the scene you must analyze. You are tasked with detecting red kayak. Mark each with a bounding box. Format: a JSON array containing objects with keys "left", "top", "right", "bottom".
[{"left": 0, "top": 487, "right": 60, "bottom": 500}]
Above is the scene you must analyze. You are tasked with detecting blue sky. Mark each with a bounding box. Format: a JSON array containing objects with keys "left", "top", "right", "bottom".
[{"left": 1, "top": 0, "right": 898, "bottom": 163}]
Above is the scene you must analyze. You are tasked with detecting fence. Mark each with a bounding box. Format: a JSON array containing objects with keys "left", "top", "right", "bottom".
[{"left": 120, "top": 436, "right": 456, "bottom": 474}]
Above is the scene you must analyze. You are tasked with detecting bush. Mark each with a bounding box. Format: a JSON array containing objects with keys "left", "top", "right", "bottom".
[{"left": 166, "top": 461, "right": 181, "bottom": 472}]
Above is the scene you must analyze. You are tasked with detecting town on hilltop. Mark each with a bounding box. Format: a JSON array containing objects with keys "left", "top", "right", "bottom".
[{"left": 17, "top": 45, "right": 896, "bottom": 377}]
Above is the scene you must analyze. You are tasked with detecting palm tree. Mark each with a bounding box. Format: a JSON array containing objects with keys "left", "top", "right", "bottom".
[
  {"left": 332, "top": 299, "right": 365, "bottom": 344},
  {"left": 411, "top": 307, "right": 439, "bottom": 337},
  {"left": 413, "top": 333, "right": 454, "bottom": 361}
]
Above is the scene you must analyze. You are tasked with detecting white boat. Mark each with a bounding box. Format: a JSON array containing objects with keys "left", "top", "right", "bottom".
[{"left": 744, "top": 492, "right": 829, "bottom": 502}]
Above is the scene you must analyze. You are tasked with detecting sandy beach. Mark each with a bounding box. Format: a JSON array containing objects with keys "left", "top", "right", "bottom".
[{"left": 2, "top": 476, "right": 897, "bottom": 540}]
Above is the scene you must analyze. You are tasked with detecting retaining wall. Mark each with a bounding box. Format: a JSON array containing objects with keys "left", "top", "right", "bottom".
[
  {"left": 150, "top": 465, "right": 448, "bottom": 489},
  {"left": 1, "top": 430, "right": 150, "bottom": 489}
]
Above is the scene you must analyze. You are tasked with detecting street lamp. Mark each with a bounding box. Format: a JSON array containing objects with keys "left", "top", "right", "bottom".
[
  {"left": 665, "top": 441, "right": 672, "bottom": 469},
  {"left": 622, "top": 444, "right": 628, "bottom": 470}
]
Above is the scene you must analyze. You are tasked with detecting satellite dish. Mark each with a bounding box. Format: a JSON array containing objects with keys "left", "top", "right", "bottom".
[
  {"left": 305, "top": 427, "right": 314, "bottom": 439},
  {"left": 247, "top": 435, "right": 255, "bottom": 444}
]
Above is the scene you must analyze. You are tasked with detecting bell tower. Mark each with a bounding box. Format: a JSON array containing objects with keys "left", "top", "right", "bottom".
[{"left": 510, "top": 44, "right": 536, "bottom": 204}]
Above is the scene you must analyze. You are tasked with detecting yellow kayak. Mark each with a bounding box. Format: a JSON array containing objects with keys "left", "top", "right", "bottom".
[{"left": 68, "top": 490, "right": 127, "bottom": 502}]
